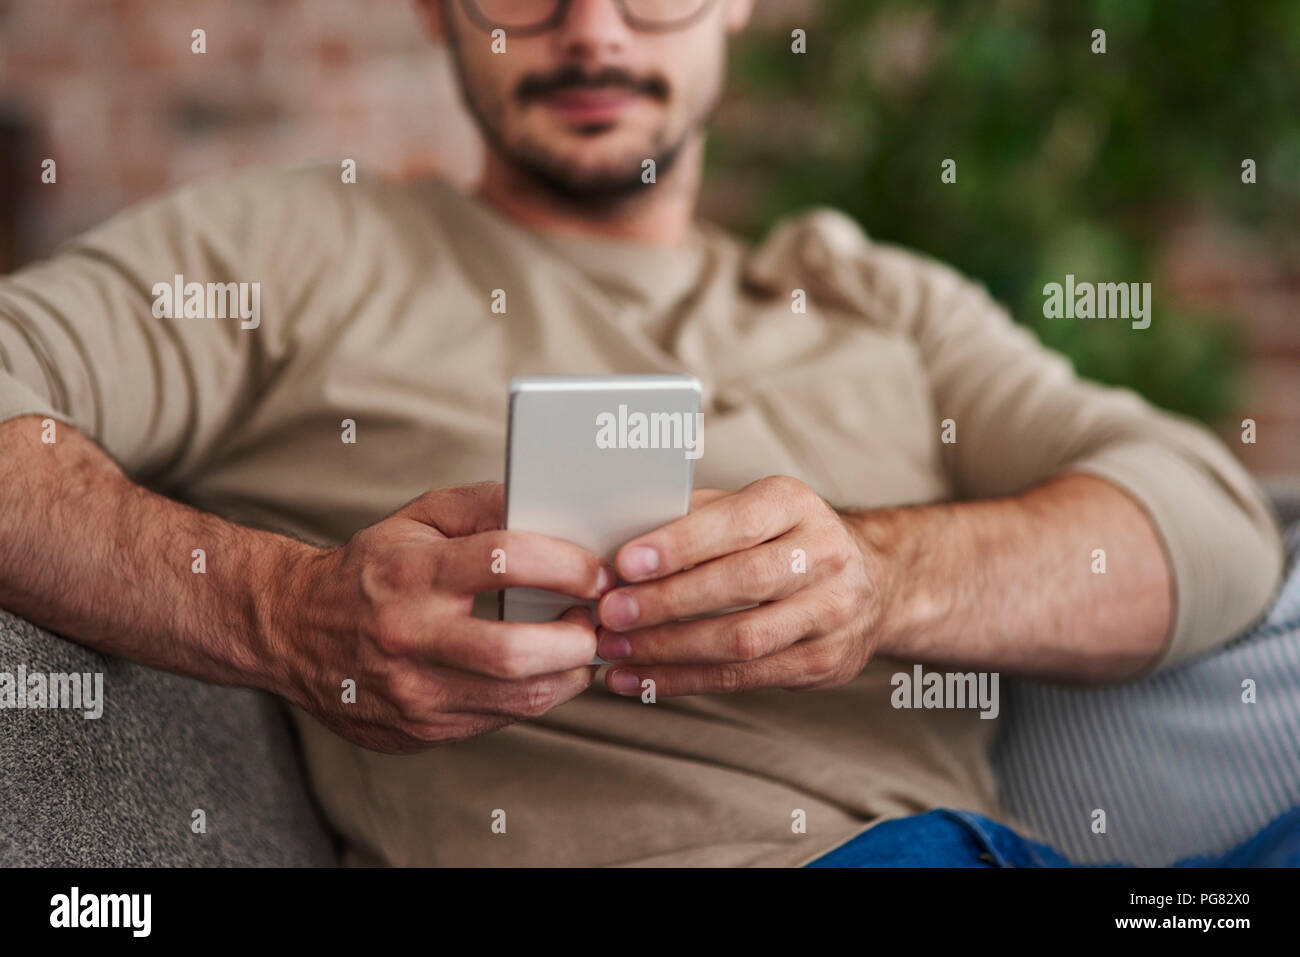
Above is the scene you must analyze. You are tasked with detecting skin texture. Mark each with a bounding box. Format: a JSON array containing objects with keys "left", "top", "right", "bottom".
[
  {"left": 414, "top": 0, "right": 756, "bottom": 243},
  {"left": 594, "top": 475, "right": 1170, "bottom": 697},
  {"left": 0, "top": 419, "right": 613, "bottom": 753},
  {"left": 0, "top": 0, "right": 1174, "bottom": 755}
]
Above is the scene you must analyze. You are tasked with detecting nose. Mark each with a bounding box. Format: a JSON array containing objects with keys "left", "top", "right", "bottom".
[{"left": 550, "top": 0, "right": 635, "bottom": 59}]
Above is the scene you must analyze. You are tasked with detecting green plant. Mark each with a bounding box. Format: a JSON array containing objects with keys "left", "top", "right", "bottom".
[{"left": 714, "top": 0, "right": 1300, "bottom": 421}]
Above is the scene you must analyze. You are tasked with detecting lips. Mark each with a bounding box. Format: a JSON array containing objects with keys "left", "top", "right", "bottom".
[{"left": 541, "top": 87, "right": 637, "bottom": 125}]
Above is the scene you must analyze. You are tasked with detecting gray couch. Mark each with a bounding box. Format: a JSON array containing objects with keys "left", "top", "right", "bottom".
[
  {"left": 0, "top": 610, "right": 339, "bottom": 866},
  {"left": 4, "top": 484, "right": 1299, "bottom": 867}
]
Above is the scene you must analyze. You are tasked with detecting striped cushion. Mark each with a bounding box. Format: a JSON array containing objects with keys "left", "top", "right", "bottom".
[{"left": 993, "top": 522, "right": 1300, "bottom": 865}]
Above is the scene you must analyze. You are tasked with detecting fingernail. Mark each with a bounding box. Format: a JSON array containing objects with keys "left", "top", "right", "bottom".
[
  {"left": 602, "top": 591, "right": 638, "bottom": 629},
  {"left": 597, "top": 630, "right": 632, "bottom": 661},
  {"left": 620, "top": 545, "right": 660, "bottom": 580},
  {"left": 596, "top": 564, "right": 616, "bottom": 593},
  {"left": 607, "top": 669, "right": 641, "bottom": 694}
]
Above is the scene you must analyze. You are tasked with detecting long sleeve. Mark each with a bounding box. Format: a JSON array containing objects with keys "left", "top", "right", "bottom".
[
  {"left": 746, "top": 208, "right": 1285, "bottom": 670},
  {"left": 0, "top": 164, "right": 339, "bottom": 486}
]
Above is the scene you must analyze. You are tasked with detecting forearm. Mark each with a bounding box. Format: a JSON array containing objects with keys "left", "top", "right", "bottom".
[
  {"left": 0, "top": 415, "right": 315, "bottom": 692},
  {"left": 854, "top": 473, "right": 1172, "bottom": 682}
]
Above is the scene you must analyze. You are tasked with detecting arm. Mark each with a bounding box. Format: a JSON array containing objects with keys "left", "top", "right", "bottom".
[
  {"left": 0, "top": 415, "right": 610, "bottom": 753},
  {"left": 846, "top": 472, "right": 1172, "bottom": 681},
  {"left": 589, "top": 471, "right": 1165, "bottom": 696},
  {"left": 0, "top": 414, "right": 302, "bottom": 687},
  {"left": 0, "top": 172, "right": 609, "bottom": 751},
  {"left": 589, "top": 216, "right": 1282, "bottom": 693}
]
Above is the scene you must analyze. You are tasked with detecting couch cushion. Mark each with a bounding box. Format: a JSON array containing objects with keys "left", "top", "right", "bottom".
[
  {"left": 994, "top": 521, "right": 1300, "bottom": 865},
  {"left": 0, "top": 610, "right": 339, "bottom": 866}
]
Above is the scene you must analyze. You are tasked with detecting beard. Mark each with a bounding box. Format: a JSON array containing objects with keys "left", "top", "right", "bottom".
[
  {"left": 486, "top": 122, "right": 693, "bottom": 205},
  {"left": 444, "top": 30, "right": 713, "bottom": 206}
]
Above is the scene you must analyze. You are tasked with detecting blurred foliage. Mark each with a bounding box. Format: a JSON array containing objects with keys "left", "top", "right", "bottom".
[{"left": 714, "top": 0, "right": 1300, "bottom": 422}]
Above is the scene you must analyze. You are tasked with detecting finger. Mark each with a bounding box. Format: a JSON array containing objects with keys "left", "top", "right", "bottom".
[
  {"left": 598, "top": 534, "right": 812, "bottom": 630},
  {"left": 310, "top": 682, "right": 519, "bottom": 749},
  {"left": 596, "top": 594, "right": 822, "bottom": 666},
  {"left": 397, "top": 482, "right": 505, "bottom": 536},
  {"left": 320, "top": 711, "right": 517, "bottom": 755},
  {"left": 616, "top": 477, "right": 805, "bottom": 583},
  {"left": 604, "top": 639, "right": 829, "bottom": 697},
  {"left": 689, "top": 488, "right": 730, "bottom": 510},
  {"left": 430, "top": 606, "right": 601, "bottom": 678},
  {"left": 430, "top": 662, "right": 597, "bottom": 720},
  {"left": 434, "top": 529, "right": 615, "bottom": 599}
]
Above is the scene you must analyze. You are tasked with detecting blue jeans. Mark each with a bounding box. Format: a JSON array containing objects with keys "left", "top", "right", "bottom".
[{"left": 805, "top": 806, "right": 1300, "bottom": 867}]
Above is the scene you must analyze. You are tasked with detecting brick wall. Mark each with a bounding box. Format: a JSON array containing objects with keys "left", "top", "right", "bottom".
[
  {"left": 0, "top": 0, "right": 483, "bottom": 258},
  {"left": 1161, "top": 223, "right": 1300, "bottom": 477},
  {"left": 2, "top": 0, "right": 1297, "bottom": 477}
]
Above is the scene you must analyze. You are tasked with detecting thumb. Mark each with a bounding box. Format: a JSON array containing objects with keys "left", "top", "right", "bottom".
[
  {"left": 398, "top": 482, "right": 504, "bottom": 536},
  {"left": 690, "top": 488, "right": 730, "bottom": 511}
]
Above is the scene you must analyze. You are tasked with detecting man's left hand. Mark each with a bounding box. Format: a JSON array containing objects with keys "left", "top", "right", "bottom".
[{"left": 595, "top": 476, "right": 890, "bottom": 697}]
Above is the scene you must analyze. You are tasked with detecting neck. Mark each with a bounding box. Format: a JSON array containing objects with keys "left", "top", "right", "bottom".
[{"left": 475, "top": 135, "right": 704, "bottom": 247}]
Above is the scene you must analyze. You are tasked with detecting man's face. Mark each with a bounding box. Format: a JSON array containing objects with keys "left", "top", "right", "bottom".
[{"left": 424, "top": 0, "right": 753, "bottom": 200}]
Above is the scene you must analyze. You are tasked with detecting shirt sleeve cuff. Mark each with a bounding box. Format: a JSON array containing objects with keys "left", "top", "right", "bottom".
[
  {"left": 1066, "top": 441, "right": 1283, "bottom": 672},
  {"left": 0, "top": 375, "right": 71, "bottom": 430}
]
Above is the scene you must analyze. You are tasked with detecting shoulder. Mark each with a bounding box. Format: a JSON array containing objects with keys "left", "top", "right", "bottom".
[
  {"left": 736, "top": 206, "right": 1000, "bottom": 332},
  {"left": 68, "top": 162, "right": 457, "bottom": 260}
]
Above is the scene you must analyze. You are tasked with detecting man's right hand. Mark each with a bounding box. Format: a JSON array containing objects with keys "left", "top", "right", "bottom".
[
  {"left": 272, "top": 483, "right": 614, "bottom": 754},
  {"left": 0, "top": 419, "right": 610, "bottom": 756}
]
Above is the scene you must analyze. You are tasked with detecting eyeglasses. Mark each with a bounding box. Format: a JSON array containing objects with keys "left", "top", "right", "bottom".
[{"left": 460, "top": 0, "right": 717, "bottom": 36}]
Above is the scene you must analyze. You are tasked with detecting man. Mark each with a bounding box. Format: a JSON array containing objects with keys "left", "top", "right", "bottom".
[{"left": 0, "top": 0, "right": 1283, "bottom": 866}]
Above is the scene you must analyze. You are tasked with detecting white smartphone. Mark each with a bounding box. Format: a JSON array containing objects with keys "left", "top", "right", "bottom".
[{"left": 500, "top": 374, "right": 702, "bottom": 659}]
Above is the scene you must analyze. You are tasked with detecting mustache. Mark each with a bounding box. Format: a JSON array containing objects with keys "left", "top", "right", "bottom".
[{"left": 516, "top": 65, "right": 670, "bottom": 104}]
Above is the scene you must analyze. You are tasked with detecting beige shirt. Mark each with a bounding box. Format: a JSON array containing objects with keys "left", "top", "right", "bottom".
[{"left": 0, "top": 164, "right": 1282, "bottom": 866}]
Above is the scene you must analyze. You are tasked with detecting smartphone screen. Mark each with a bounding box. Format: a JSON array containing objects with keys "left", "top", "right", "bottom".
[{"left": 501, "top": 374, "right": 701, "bottom": 632}]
